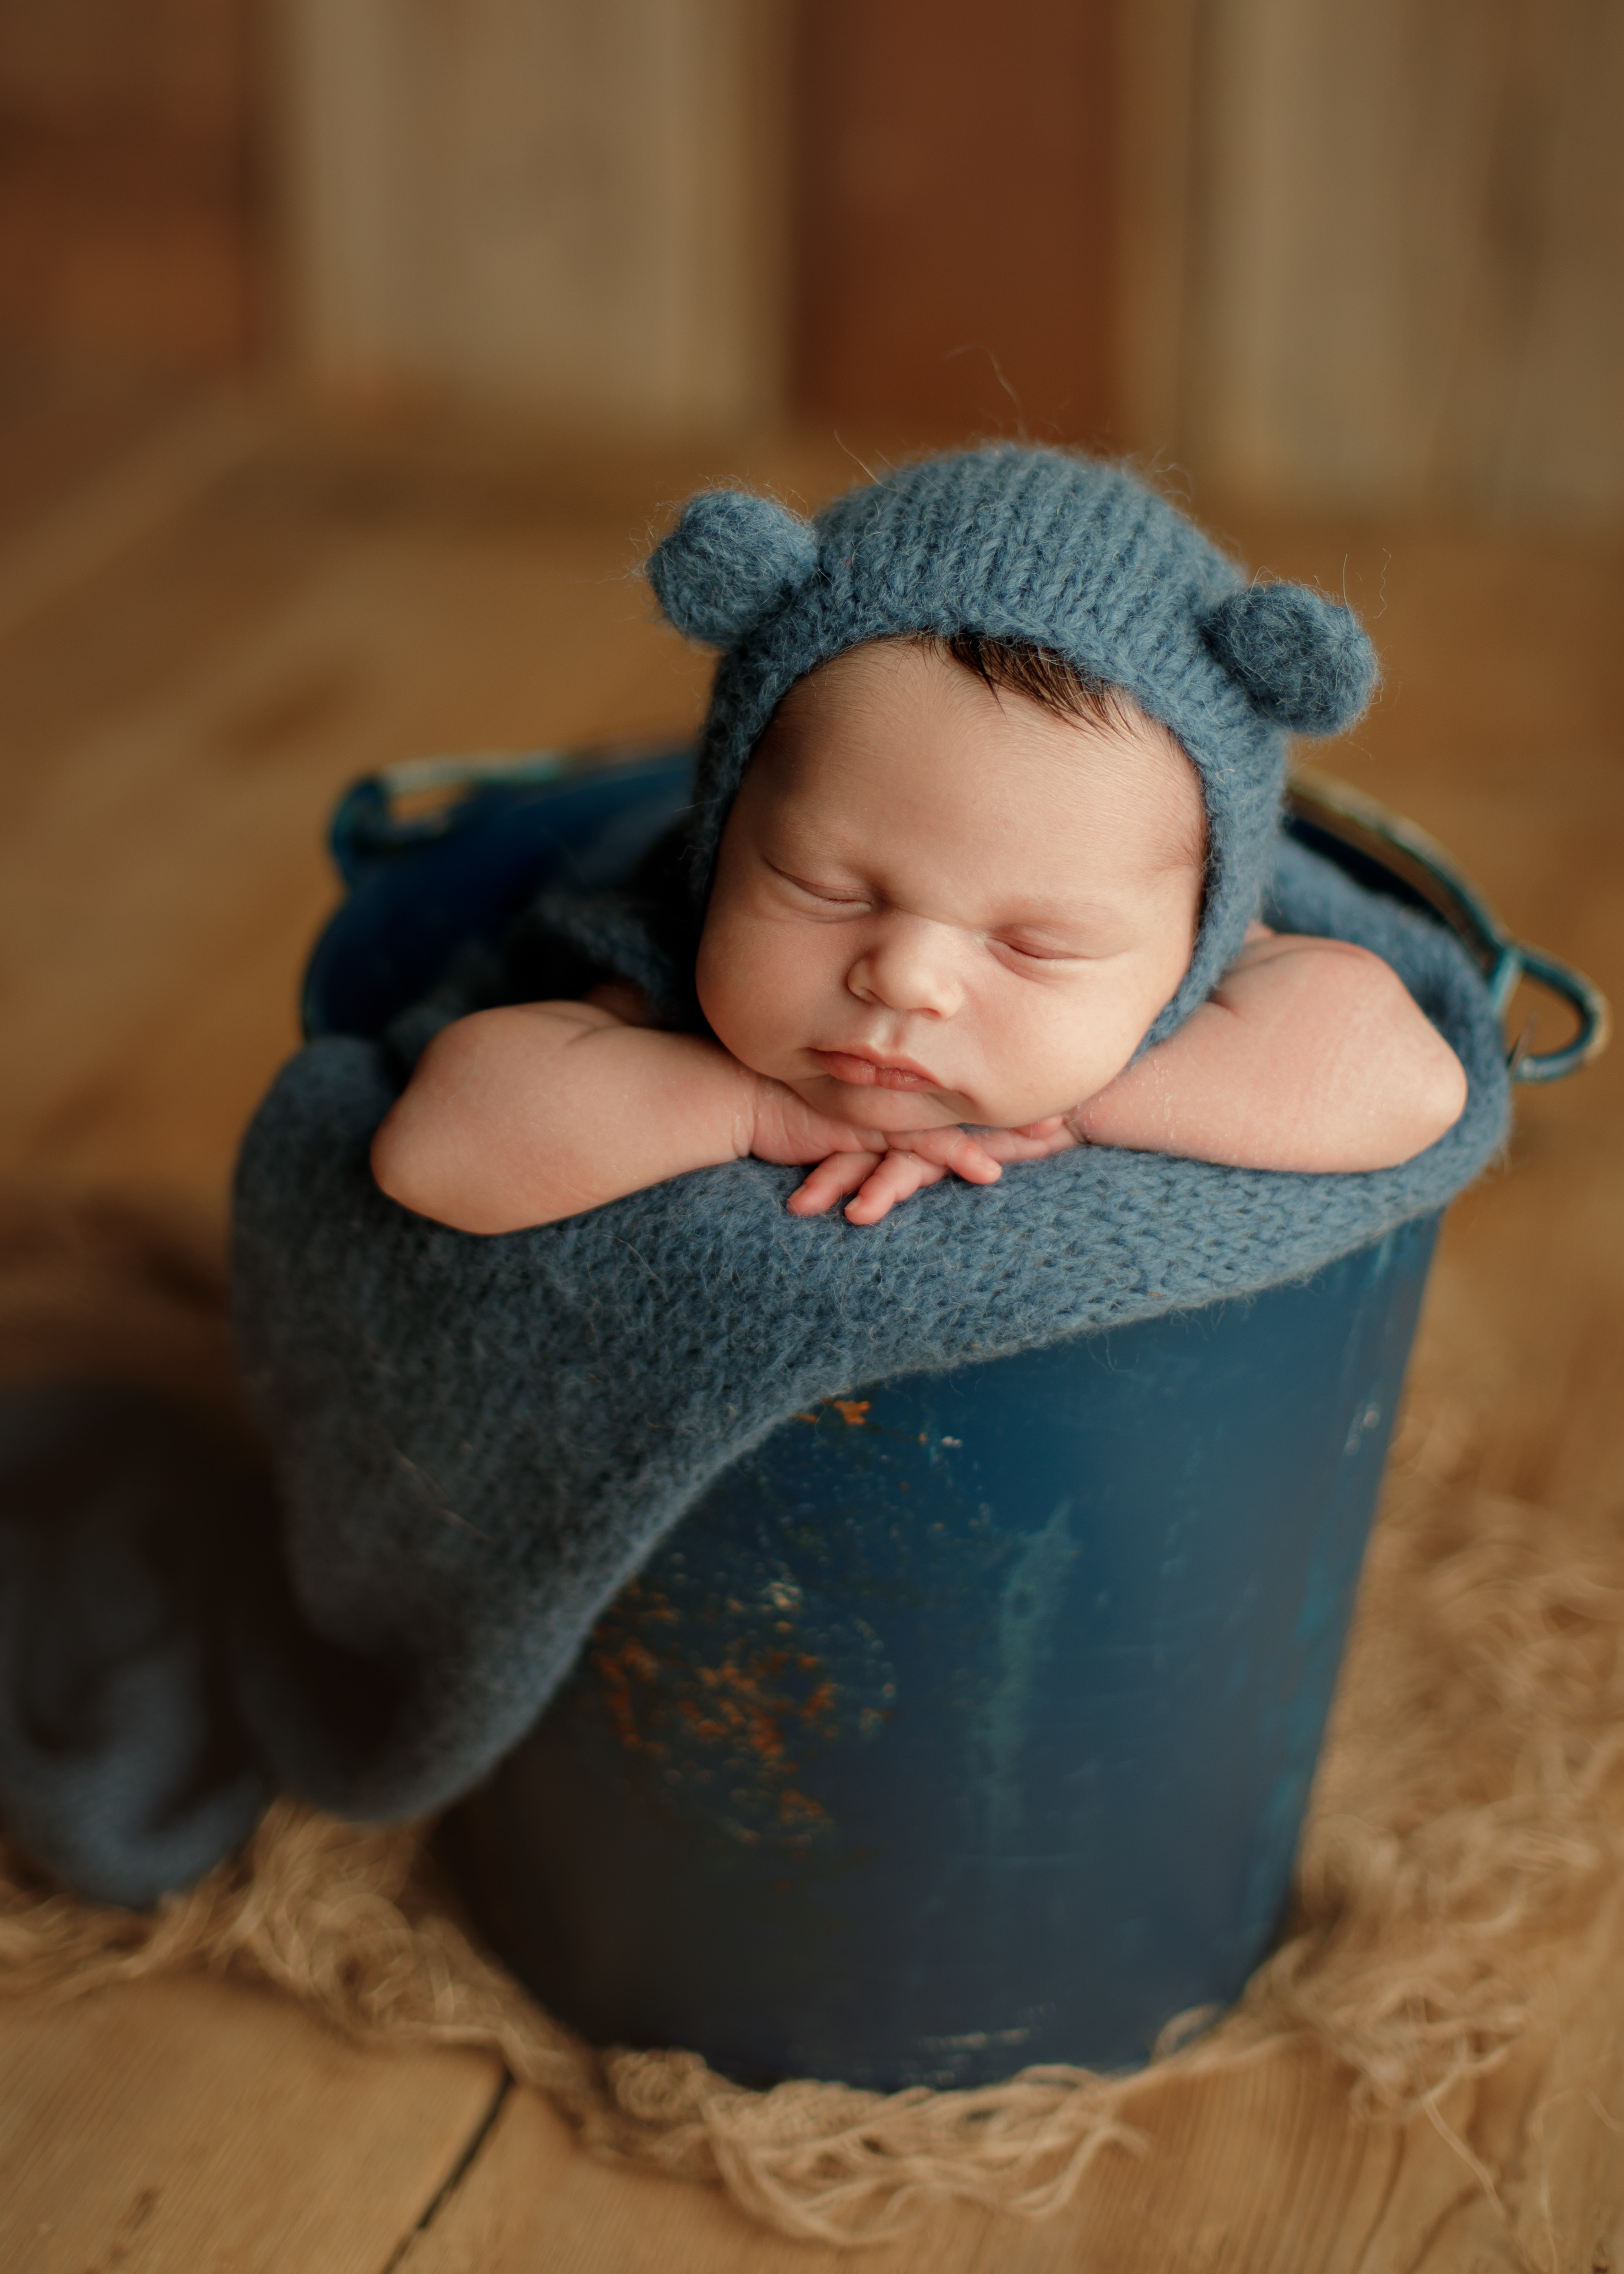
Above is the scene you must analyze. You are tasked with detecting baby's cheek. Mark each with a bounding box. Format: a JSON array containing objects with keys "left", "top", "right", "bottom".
[
  {"left": 998, "top": 987, "right": 1150, "bottom": 1118},
  {"left": 695, "top": 907, "right": 755, "bottom": 1022},
  {"left": 697, "top": 918, "right": 803, "bottom": 1073}
]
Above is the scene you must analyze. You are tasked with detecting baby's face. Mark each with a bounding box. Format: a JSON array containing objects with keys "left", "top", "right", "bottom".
[{"left": 696, "top": 640, "right": 1205, "bottom": 1135}]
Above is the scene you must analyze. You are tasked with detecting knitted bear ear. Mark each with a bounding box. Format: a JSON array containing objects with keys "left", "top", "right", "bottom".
[
  {"left": 1200, "top": 583, "right": 1379, "bottom": 736},
  {"left": 646, "top": 490, "right": 819, "bottom": 647}
]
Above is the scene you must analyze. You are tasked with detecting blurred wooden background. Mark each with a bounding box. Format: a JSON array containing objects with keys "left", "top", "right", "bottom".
[
  {"left": 1, "top": 2, "right": 1622, "bottom": 2268},
  {"left": 790, "top": 0, "right": 1118, "bottom": 442},
  {"left": 0, "top": 0, "right": 258, "bottom": 370},
  {"left": 3, "top": 0, "right": 1619, "bottom": 511},
  {"left": 1176, "top": 0, "right": 1624, "bottom": 521},
  {"left": 3, "top": 358, "right": 1622, "bottom": 2274}
]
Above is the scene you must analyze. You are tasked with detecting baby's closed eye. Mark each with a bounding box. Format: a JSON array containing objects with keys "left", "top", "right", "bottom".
[
  {"left": 992, "top": 933, "right": 1088, "bottom": 965},
  {"left": 987, "top": 922, "right": 1138, "bottom": 971},
  {"left": 768, "top": 861, "right": 872, "bottom": 911}
]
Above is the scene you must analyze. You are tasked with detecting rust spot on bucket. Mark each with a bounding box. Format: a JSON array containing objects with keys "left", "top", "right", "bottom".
[
  {"left": 777, "top": 1787, "right": 831, "bottom": 1827},
  {"left": 590, "top": 1634, "right": 663, "bottom": 1753},
  {"left": 578, "top": 1571, "right": 886, "bottom": 1847},
  {"left": 681, "top": 1649, "right": 841, "bottom": 1767}
]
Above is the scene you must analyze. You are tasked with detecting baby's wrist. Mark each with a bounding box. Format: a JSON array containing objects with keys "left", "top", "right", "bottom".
[{"left": 732, "top": 1062, "right": 773, "bottom": 1161}]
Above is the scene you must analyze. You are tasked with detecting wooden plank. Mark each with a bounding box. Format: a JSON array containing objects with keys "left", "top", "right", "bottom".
[
  {"left": 273, "top": 0, "right": 784, "bottom": 431},
  {"left": 395, "top": 2010, "right": 1602, "bottom": 2271},
  {"left": 0, "top": 0, "right": 258, "bottom": 372},
  {"left": 1177, "top": 0, "right": 1624, "bottom": 520},
  {"left": 1513, "top": 1923, "right": 1624, "bottom": 2271},
  {"left": 1112, "top": 0, "right": 1201, "bottom": 460},
  {"left": 0, "top": 393, "right": 267, "bottom": 643},
  {"left": 0, "top": 356, "right": 200, "bottom": 537},
  {"left": 789, "top": 0, "right": 1118, "bottom": 445},
  {"left": 0, "top": 1973, "right": 502, "bottom": 2274},
  {"left": 0, "top": 1948, "right": 1615, "bottom": 2274},
  {"left": 397, "top": 2085, "right": 850, "bottom": 2274}
]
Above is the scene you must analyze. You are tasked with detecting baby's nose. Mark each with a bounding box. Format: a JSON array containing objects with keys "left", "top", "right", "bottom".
[{"left": 848, "top": 918, "right": 963, "bottom": 1016}]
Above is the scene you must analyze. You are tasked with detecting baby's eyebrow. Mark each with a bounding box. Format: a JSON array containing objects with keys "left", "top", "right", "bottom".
[{"left": 993, "top": 895, "right": 1137, "bottom": 932}]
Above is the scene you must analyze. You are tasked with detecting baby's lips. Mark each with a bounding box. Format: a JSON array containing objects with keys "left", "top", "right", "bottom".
[{"left": 812, "top": 1048, "right": 937, "bottom": 1093}]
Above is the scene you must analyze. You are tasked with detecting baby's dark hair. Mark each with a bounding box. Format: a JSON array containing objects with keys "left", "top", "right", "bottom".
[
  {"left": 933, "top": 631, "right": 1208, "bottom": 877},
  {"left": 934, "top": 631, "right": 1126, "bottom": 733}
]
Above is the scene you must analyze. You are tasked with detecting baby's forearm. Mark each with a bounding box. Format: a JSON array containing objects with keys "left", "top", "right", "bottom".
[
  {"left": 1073, "top": 936, "right": 1467, "bottom": 1172},
  {"left": 371, "top": 1004, "right": 756, "bottom": 1233},
  {"left": 371, "top": 937, "right": 1468, "bottom": 1234}
]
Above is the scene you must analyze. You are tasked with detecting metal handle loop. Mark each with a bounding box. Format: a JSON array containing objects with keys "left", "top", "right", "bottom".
[
  {"left": 325, "top": 740, "right": 701, "bottom": 888},
  {"left": 1504, "top": 941, "right": 1612, "bottom": 1083},
  {"left": 1286, "top": 769, "right": 1610, "bottom": 1084}
]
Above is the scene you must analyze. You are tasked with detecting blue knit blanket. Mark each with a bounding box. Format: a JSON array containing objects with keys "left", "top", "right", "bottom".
[{"left": 0, "top": 838, "right": 1509, "bottom": 1906}]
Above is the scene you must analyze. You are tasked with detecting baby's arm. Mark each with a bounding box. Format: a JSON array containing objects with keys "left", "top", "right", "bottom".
[
  {"left": 790, "top": 932, "right": 1468, "bottom": 1223},
  {"left": 1070, "top": 930, "right": 1467, "bottom": 1170},
  {"left": 370, "top": 1002, "right": 1008, "bottom": 1233},
  {"left": 373, "top": 936, "right": 1467, "bottom": 1233},
  {"left": 372, "top": 1003, "right": 746, "bottom": 1232}
]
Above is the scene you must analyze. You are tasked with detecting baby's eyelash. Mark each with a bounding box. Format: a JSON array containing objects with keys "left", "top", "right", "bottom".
[
  {"left": 772, "top": 864, "right": 868, "bottom": 907},
  {"left": 996, "top": 938, "right": 1081, "bottom": 963}
]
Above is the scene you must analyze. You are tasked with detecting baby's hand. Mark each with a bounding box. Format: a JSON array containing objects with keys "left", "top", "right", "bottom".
[
  {"left": 784, "top": 1129, "right": 1001, "bottom": 1224},
  {"left": 745, "top": 1078, "right": 1009, "bottom": 1223},
  {"left": 769, "top": 1111, "right": 1084, "bottom": 1227}
]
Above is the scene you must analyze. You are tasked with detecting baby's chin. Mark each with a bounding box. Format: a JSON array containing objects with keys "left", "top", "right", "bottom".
[{"left": 787, "top": 1071, "right": 971, "bottom": 1133}]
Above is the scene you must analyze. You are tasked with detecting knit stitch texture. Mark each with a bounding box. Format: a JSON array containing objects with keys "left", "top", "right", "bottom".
[
  {"left": 0, "top": 837, "right": 1510, "bottom": 1904},
  {"left": 0, "top": 453, "right": 1504, "bottom": 1906},
  {"left": 650, "top": 447, "right": 1380, "bottom": 1046},
  {"left": 220, "top": 837, "right": 1510, "bottom": 1830}
]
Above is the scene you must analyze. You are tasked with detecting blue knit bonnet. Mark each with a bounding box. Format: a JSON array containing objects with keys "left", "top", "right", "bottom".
[{"left": 648, "top": 445, "right": 1379, "bottom": 1044}]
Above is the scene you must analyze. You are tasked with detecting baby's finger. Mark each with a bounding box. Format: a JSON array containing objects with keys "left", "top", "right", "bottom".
[
  {"left": 904, "top": 1125, "right": 1004, "bottom": 1183},
  {"left": 976, "top": 1119, "right": 1079, "bottom": 1164},
  {"left": 845, "top": 1152, "right": 947, "bottom": 1225},
  {"left": 947, "top": 1136, "right": 1004, "bottom": 1183},
  {"left": 787, "top": 1152, "right": 882, "bottom": 1216}
]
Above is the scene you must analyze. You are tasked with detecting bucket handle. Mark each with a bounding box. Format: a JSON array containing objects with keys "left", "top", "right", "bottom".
[
  {"left": 326, "top": 740, "right": 694, "bottom": 888},
  {"left": 1288, "top": 770, "right": 1610, "bottom": 1083},
  {"left": 328, "top": 750, "right": 572, "bottom": 886}
]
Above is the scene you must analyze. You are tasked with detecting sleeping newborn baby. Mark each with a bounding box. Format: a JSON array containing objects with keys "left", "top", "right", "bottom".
[{"left": 371, "top": 453, "right": 1468, "bottom": 1234}]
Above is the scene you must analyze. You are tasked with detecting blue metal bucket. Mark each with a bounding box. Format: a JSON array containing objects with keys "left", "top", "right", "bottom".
[{"left": 305, "top": 744, "right": 1605, "bottom": 2090}]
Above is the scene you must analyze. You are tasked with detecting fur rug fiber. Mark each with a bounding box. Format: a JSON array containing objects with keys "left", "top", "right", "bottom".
[{"left": 2, "top": 1196, "right": 1620, "bottom": 2245}]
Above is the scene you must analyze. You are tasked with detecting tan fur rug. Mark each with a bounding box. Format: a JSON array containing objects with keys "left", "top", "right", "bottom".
[{"left": 2, "top": 1196, "right": 1620, "bottom": 2244}]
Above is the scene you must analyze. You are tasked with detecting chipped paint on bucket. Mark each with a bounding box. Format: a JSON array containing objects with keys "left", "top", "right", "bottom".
[{"left": 454, "top": 1216, "right": 1439, "bottom": 2091}]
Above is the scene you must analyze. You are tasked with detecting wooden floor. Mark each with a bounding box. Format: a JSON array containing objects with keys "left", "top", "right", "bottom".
[{"left": 2, "top": 361, "right": 1622, "bottom": 2269}]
